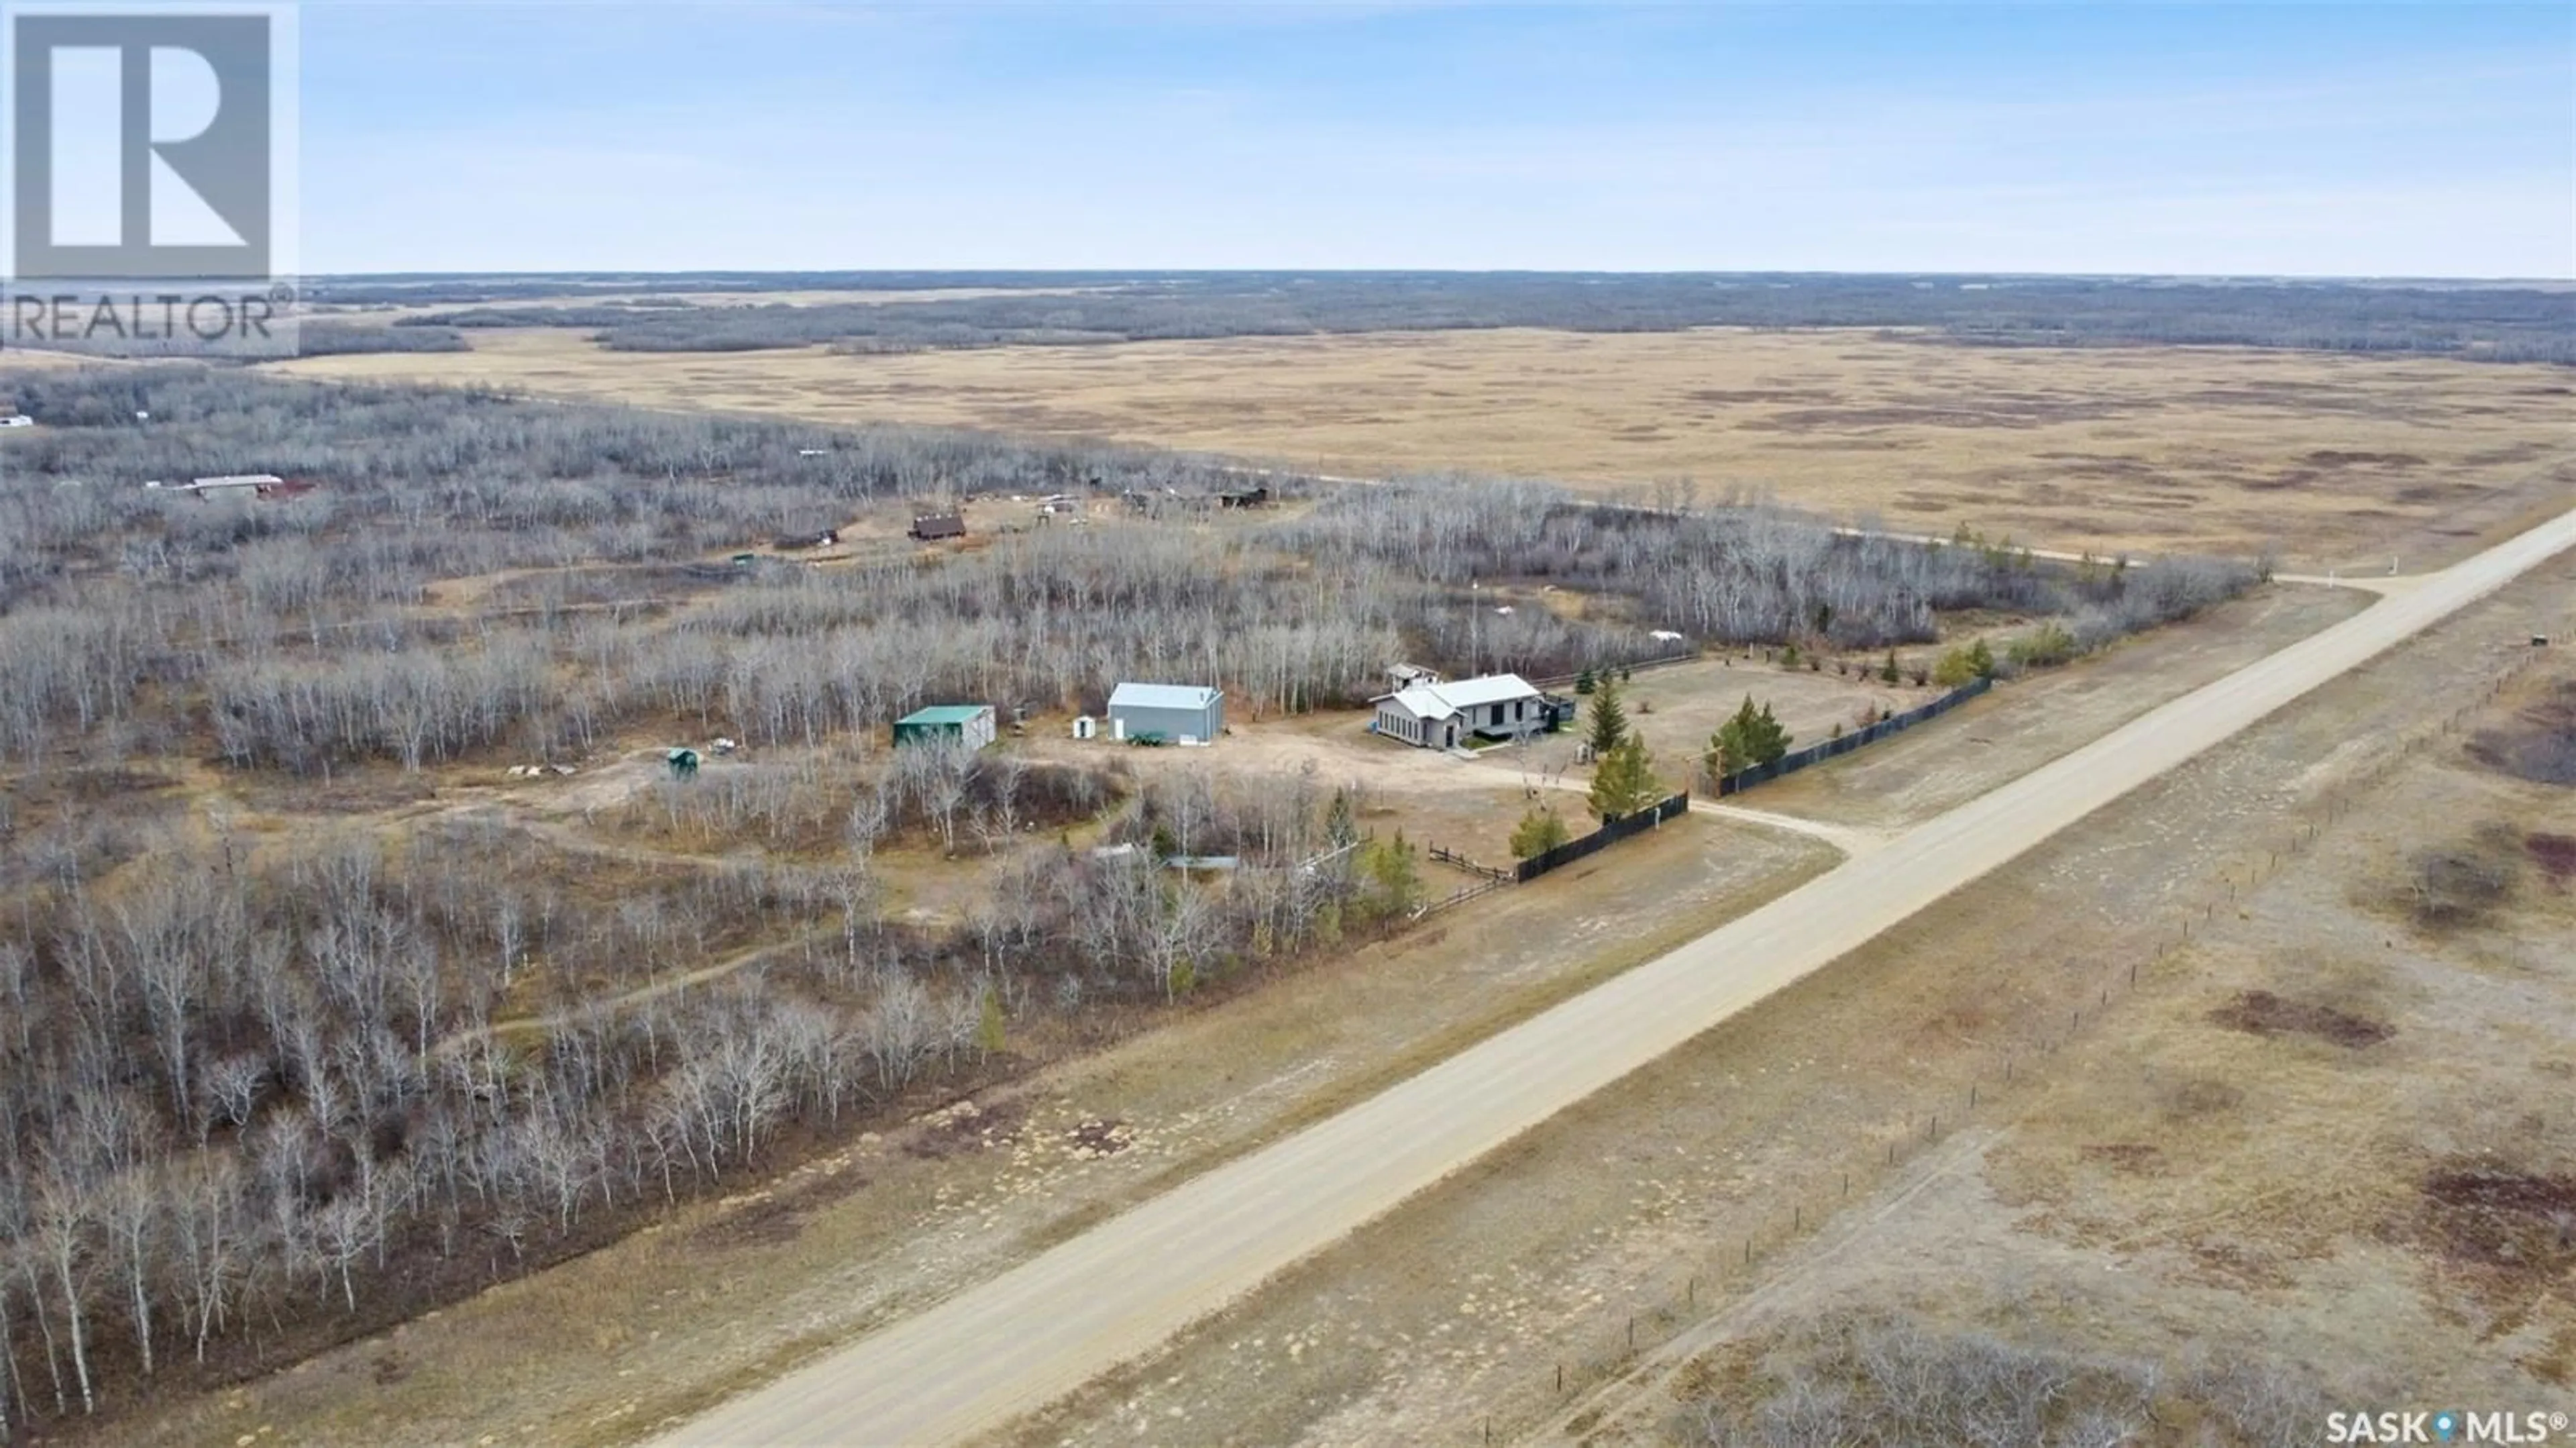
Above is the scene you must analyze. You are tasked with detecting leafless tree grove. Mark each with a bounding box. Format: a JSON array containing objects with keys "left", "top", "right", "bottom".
[{"left": 0, "top": 365, "right": 2263, "bottom": 1433}]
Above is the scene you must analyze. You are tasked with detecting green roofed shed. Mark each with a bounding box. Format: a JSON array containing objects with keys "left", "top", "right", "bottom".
[{"left": 894, "top": 704, "right": 998, "bottom": 751}]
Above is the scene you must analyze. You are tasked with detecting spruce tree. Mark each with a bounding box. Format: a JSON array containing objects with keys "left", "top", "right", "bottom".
[
  {"left": 1589, "top": 735, "right": 1661, "bottom": 820},
  {"left": 1585, "top": 677, "right": 1629, "bottom": 758},
  {"left": 1509, "top": 807, "right": 1573, "bottom": 860}
]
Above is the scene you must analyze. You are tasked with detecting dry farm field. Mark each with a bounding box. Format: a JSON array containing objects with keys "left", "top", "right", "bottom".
[{"left": 268, "top": 325, "right": 2576, "bottom": 568}]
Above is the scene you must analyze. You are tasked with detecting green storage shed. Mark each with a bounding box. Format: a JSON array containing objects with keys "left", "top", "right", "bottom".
[{"left": 893, "top": 704, "right": 998, "bottom": 751}]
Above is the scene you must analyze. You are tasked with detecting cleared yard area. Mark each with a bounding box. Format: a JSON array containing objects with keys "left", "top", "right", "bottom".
[
  {"left": 1021, "top": 656, "right": 1913, "bottom": 870},
  {"left": 266, "top": 325, "right": 2575, "bottom": 567},
  {"left": 979, "top": 551, "right": 2575, "bottom": 1448}
]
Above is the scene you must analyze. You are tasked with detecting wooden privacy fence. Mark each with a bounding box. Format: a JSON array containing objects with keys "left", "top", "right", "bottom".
[
  {"left": 1715, "top": 676, "right": 1994, "bottom": 797},
  {"left": 1516, "top": 792, "right": 1691, "bottom": 883}
]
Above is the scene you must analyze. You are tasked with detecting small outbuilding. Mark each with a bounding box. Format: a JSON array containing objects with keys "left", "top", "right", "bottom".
[
  {"left": 910, "top": 513, "right": 967, "bottom": 541},
  {"left": 1108, "top": 683, "right": 1224, "bottom": 745},
  {"left": 894, "top": 704, "right": 997, "bottom": 751},
  {"left": 1386, "top": 662, "right": 1443, "bottom": 694}
]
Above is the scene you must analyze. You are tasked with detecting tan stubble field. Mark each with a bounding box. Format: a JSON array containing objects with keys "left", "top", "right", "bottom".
[{"left": 268, "top": 325, "right": 2576, "bottom": 568}]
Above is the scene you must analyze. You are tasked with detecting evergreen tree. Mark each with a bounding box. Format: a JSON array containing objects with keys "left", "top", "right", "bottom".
[
  {"left": 1324, "top": 788, "right": 1358, "bottom": 848},
  {"left": 1589, "top": 735, "right": 1662, "bottom": 821},
  {"left": 1363, "top": 831, "right": 1421, "bottom": 917},
  {"left": 1509, "top": 807, "right": 1573, "bottom": 861},
  {"left": 1933, "top": 642, "right": 1987, "bottom": 688},
  {"left": 977, "top": 986, "right": 1006, "bottom": 1055},
  {"left": 1709, "top": 695, "right": 1794, "bottom": 778},
  {"left": 1586, "top": 676, "right": 1629, "bottom": 758},
  {"left": 1756, "top": 701, "right": 1791, "bottom": 761}
]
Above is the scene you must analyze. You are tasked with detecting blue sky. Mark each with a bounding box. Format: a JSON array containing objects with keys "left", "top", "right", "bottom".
[{"left": 299, "top": 3, "right": 2575, "bottom": 277}]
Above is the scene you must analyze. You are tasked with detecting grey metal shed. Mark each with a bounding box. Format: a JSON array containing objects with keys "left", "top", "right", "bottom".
[{"left": 1107, "top": 682, "right": 1225, "bottom": 744}]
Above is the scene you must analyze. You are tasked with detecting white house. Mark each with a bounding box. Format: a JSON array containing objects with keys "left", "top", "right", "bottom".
[{"left": 1372, "top": 673, "right": 1550, "bottom": 749}]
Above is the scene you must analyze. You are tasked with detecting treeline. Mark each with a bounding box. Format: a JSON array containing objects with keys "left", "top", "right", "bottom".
[
  {"left": 299, "top": 271, "right": 1180, "bottom": 309},
  {"left": 0, "top": 366, "right": 1269, "bottom": 606},
  {"left": 0, "top": 367, "right": 2258, "bottom": 784},
  {"left": 1275, "top": 482, "right": 2259, "bottom": 653},
  {"left": 292, "top": 323, "right": 470, "bottom": 357},
  {"left": 376, "top": 272, "right": 2576, "bottom": 364},
  {"left": 0, "top": 756, "right": 1410, "bottom": 1433}
]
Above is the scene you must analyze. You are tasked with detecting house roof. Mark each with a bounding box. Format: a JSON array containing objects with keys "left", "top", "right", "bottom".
[
  {"left": 1379, "top": 689, "right": 1456, "bottom": 722},
  {"left": 1110, "top": 682, "right": 1222, "bottom": 712},
  {"left": 1378, "top": 672, "right": 1542, "bottom": 715},
  {"left": 898, "top": 705, "right": 991, "bottom": 726},
  {"left": 910, "top": 513, "right": 966, "bottom": 537}
]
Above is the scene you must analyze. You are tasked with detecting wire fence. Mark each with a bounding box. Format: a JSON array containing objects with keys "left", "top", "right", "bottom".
[
  {"left": 1477, "top": 609, "right": 2575, "bottom": 1445},
  {"left": 1524, "top": 650, "right": 1698, "bottom": 693}
]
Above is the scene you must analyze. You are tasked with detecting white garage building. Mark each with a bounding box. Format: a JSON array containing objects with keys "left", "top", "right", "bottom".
[{"left": 1108, "top": 682, "right": 1226, "bottom": 744}]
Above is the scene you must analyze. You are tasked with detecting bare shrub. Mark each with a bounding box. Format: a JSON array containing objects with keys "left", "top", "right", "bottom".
[
  {"left": 2466, "top": 681, "right": 2576, "bottom": 786},
  {"left": 1679, "top": 1314, "right": 2322, "bottom": 1448},
  {"left": 2404, "top": 823, "right": 2524, "bottom": 931}
]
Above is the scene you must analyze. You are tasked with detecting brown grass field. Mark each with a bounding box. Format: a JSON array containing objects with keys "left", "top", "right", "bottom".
[
  {"left": 268, "top": 325, "right": 2575, "bottom": 567},
  {"left": 987, "top": 542, "right": 2576, "bottom": 1448}
]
